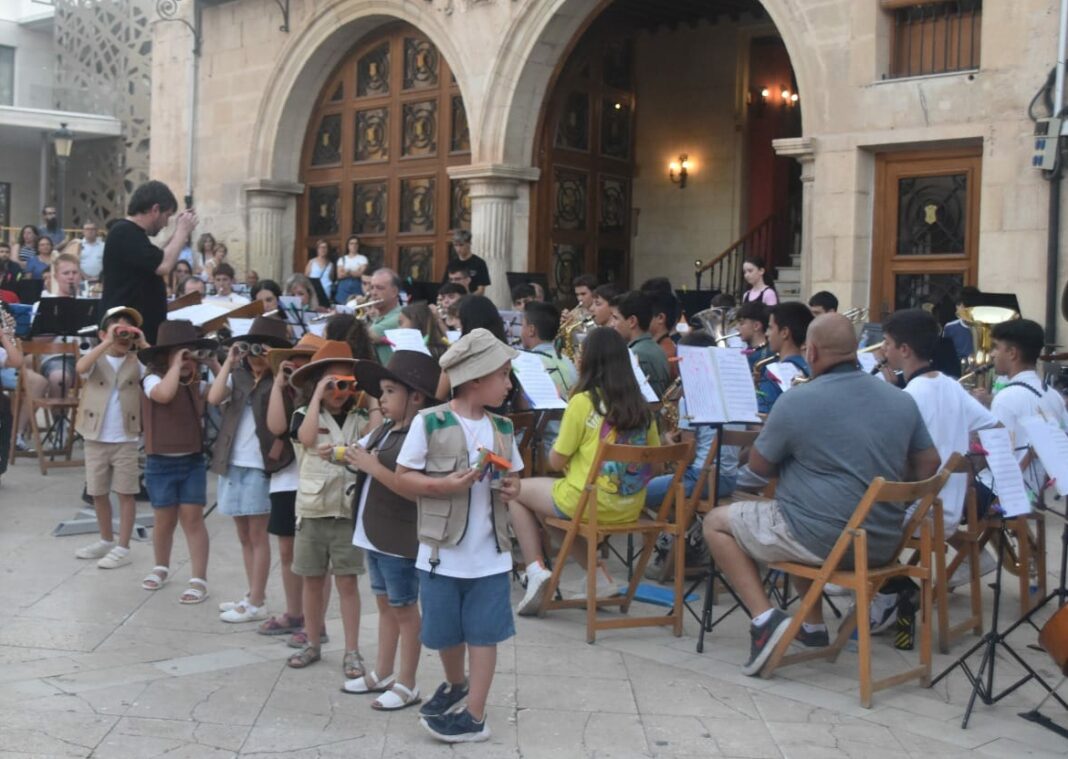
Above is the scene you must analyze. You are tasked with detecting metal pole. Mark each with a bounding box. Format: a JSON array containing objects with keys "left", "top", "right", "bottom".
[{"left": 56, "top": 156, "right": 67, "bottom": 236}]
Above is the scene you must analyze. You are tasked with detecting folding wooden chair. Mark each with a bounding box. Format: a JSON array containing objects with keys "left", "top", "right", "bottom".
[
  {"left": 509, "top": 411, "right": 536, "bottom": 474},
  {"left": 16, "top": 341, "right": 83, "bottom": 474},
  {"left": 536, "top": 439, "right": 694, "bottom": 643},
  {"left": 760, "top": 465, "right": 952, "bottom": 708},
  {"left": 979, "top": 513, "right": 1046, "bottom": 617}
]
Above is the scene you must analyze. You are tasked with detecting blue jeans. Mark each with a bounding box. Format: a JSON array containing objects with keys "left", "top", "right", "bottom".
[
  {"left": 645, "top": 467, "right": 736, "bottom": 510},
  {"left": 367, "top": 550, "right": 419, "bottom": 607},
  {"left": 418, "top": 570, "right": 514, "bottom": 649},
  {"left": 145, "top": 454, "right": 207, "bottom": 508}
]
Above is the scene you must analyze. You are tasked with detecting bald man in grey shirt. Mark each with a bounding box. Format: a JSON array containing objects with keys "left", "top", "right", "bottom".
[{"left": 703, "top": 314, "right": 940, "bottom": 676}]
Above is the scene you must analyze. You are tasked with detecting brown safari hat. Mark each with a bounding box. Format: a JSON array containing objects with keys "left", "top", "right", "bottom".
[
  {"left": 289, "top": 340, "right": 358, "bottom": 387},
  {"left": 354, "top": 350, "right": 442, "bottom": 404},
  {"left": 138, "top": 319, "right": 218, "bottom": 364},
  {"left": 221, "top": 315, "right": 291, "bottom": 349},
  {"left": 267, "top": 332, "right": 326, "bottom": 375}
]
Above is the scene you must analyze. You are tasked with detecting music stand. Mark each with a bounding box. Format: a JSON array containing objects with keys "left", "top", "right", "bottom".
[
  {"left": 309, "top": 277, "right": 331, "bottom": 308},
  {"left": 506, "top": 271, "right": 550, "bottom": 296},
  {"left": 29, "top": 298, "right": 98, "bottom": 447},
  {"left": 404, "top": 279, "right": 441, "bottom": 305}
]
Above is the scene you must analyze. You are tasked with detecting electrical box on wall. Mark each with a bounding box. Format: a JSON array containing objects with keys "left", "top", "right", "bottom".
[{"left": 1033, "top": 118, "right": 1062, "bottom": 170}]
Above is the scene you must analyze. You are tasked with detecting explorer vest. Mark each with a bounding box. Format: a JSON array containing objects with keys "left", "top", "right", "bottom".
[
  {"left": 210, "top": 367, "right": 293, "bottom": 475},
  {"left": 142, "top": 377, "right": 204, "bottom": 456},
  {"left": 295, "top": 406, "right": 370, "bottom": 519},
  {"left": 353, "top": 422, "right": 419, "bottom": 559},
  {"left": 75, "top": 353, "right": 141, "bottom": 441}
]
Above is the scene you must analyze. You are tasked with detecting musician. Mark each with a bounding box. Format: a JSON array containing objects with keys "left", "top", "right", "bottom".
[
  {"left": 367, "top": 268, "right": 404, "bottom": 364},
  {"left": 436, "top": 282, "right": 466, "bottom": 332},
  {"left": 443, "top": 229, "right": 489, "bottom": 296},
  {"left": 610, "top": 290, "right": 671, "bottom": 397},
  {"left": 570, "top": 273, "right": 597, "bottom": 316},
  {"left": 445, "top": 258, "right": 474, "bottom": 293},
  {"left": 755, "top": 303, "right": 813, "bottom": 414},
  {"left": 703, "top": 314, "right": 939, "bottom": 675},
  {"left": 736, "top": 301, "right": 771, "bottom": 369},
  {"left": 206, "top": 263, "right": 251, "bottom": 305},
  {"left": 519, "top": 301, "right": 577, "bottom": 398},
  {"left": 176, "top": 275, "right": 206, "bottom": 298},
  {"left": 48, "top": 253, "right": 83, "bottom": 297},
  {"left": 589, "top": 283, "right": 622, "bottom": 327},
  {"left": 511, "top": 283, "right": 537, "bottom": 311},
  {"left": 645, "top": 289, "right": 679, "bottom": 378},
  {"left": 943, "top": 286, "right": 980, "bottom": 361},
  {"left": 807, "top": 291, "right": 838, "bottom": 316}
]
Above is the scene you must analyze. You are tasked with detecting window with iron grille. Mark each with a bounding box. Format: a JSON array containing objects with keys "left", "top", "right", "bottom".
[{"left": 883, "top": 0, "right": 981, "bottom": 79}]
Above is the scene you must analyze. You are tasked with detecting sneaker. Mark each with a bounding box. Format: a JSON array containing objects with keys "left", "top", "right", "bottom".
[
  {"left": 644, "top": 532, "right": 673, "bottom": 581},
  {"left": 948, "top": 552, "right": 997, "bottom": 589},
  {"left": 218, "top": 594, "right": 250, "bottom": 613},
  {"left": 287, "top": 629, "right": 329, "bottom": 648},
  {"left": 97, "top": 546, "right": 131, "bottom": 569},
  {"left": 219, "top": 602, "right": 269, "bottom": 623},
  {"left": 823, "top": 582, "right": 851, "bottom": 597},
  {"left": 75, "top": 539, "right": 115, "bottom": 560},
  {"left": 796, "top": 625, "right": 830, "bottom": 648},
  {"left": 870, "top": 602, "right": 899, "bottom": 634},
  {"left": 516, "top": 563, "right": 553, "bottom": 616},
  {"left": 419, "top": 681, "right": 469, "bottom": 718},
  {"left": 742, "top": 609, "right": 791, "bottom": 676},
  {"left": 420, "top": 709, "right": 490, "bottom": 744}
]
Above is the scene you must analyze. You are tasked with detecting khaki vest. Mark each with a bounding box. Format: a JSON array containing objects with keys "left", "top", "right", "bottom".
[
  {"left": 210, "top": 368, "right": 293, "bottom": 476},
  {"left": 353, "top": 422, "right": 419, "bottom": 559},
  {"left": 142, "top": 377, "right": 204, "bottom": 456},
  {"left": 416, "top": 403, "right": 514, "bottom": 571},
  {"left": 295, "top": 406, "right": 370, "bottom": 520},
  {"left": 75, "top": 354, "right": 142, "bottom": 441}
]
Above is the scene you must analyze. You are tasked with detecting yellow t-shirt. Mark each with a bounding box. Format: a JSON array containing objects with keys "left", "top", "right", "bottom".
[{"left": 551, "top": 391, "right": 660, "bottom": 524}]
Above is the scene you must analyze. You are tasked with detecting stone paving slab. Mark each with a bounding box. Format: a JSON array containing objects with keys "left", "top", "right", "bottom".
[{"left": 0, "top": 463, "right": 1065, "bottom": 757}]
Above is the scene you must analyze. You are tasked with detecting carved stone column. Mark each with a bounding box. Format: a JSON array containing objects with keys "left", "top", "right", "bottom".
[
  {"left": 244, "top": 178, "right": 303, "bottom": 282},
  {"left": 772, "top": 137, "right": 816, "bottom": 298},
  {"left": 448, "top": 164, "right": 541, "bottom": 307}
]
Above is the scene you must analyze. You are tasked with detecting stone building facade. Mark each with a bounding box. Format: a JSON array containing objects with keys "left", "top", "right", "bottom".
[{"left": 149, "top": 0, "right": 1064, "bottom": 337}]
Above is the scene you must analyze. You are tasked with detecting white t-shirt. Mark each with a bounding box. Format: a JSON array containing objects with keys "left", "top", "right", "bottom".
[
  {"left": 79, "top": 239, "right": 105, "bottom": 278},
  {"left": 905, "top": 372, "right": 997, "bottom": 527},
  {"left": 352, "top": 428, "right": 401, "bottom": 557},
  {"left": 90, "top": 354, "right": 146, "bottom": 444},
  {"left": 341, "top": 254, "right": 368, "bottom": 276},
  {"left": 222, "top": 375, "right": 265, "bottom": 469},
  {"left": 990, "top": 370, "right": 1068, "bottom": 491},
  {"left": 205, "top": 292, "right": 251, "bottom": 306},
  {"left": 270, "top": 458, "right": 299, "bottom": 494},
  {"left": 396, "top": 411, "right": 524, "bottom": 579}
]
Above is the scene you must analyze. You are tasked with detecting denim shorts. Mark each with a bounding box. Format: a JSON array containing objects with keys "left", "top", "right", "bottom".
[
  {"left": 418, "top": 570, "right": 515, "bottom": 649},
  {"left": 144, "top": 454, "right": 207, "bottom": 509},
  {"left": 217, "top": 465, "right": 271, "bottom": 517},
  {"left": 367, "top": 550, "right": 419, "bottom": 607}
]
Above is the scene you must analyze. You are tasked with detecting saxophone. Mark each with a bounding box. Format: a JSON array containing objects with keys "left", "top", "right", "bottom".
[{"left": 658, "top": 376, "right": 684, "bottom": 433}]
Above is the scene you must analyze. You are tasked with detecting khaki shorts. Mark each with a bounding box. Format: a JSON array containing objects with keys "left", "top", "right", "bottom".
[
  {"left": 292, "top": 517, "right": 365, "bottom": 577},
  {"left": 727, "top": 499, "right": 823, "bottom": 565},
  {"left": 84, "top": 440, "right": 140, "bottom": 497}
]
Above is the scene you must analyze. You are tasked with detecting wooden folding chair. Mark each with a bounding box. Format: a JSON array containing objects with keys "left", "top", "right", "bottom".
[
  {"left": 760, "top": 466, "right": 952, "bottom": 708},
  {"left": 978, "top": 513, "right": 1046, "bottom": 617},
  {"left": 509, "top": 411, "right": 536, "bottom": 474},
  {"left": 537, "top": 439, "right": 694, "bottom": 643},
  {"left": 17, "top": 341, "right": 83, "bottom": 474}
]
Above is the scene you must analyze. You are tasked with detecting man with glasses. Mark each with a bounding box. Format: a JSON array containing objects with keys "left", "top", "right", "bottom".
[{"left": 368, "top": 268, "right": 404, "bottom": 363}]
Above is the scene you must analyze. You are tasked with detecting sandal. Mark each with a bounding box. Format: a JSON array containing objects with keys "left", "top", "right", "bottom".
[
  {"left": 343, "top": 650, "right": 366, "bottom": 680},
  {"left": 258, "top": 613, "right": 303, "bottom": 636},
  {"left": 341, "top": 669, "right": 396, "bottom": 695},
  {"left": 287, "top": 629, "right": 329, "bottom": 649},
  {"left": 142, "top": 566, "right": 169, "bottom": 591},
  {"left": 286, "top": 645, "right": 321, "bottom": 669},
  {"left": 179, "top": 578, "right": 209, "bottom": 605},
  {"left": 372, "top": 682, "right": 422, "bottom": 711}
]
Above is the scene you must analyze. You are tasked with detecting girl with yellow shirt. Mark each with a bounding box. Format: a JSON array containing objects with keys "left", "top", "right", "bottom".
[{"left": 508, "top": 327, "right": 660, "bottom": 615}]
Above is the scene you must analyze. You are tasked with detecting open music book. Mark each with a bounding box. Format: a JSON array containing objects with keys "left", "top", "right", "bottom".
[
  {"left": 384, "top": 328, "right": 432, "bottom": 356},
  {"left": 676, "top": 345, "right": 760, "bottom": 424},
  {"left": 1020, "top": 415, "right": 1068, "bottom": 498},
  {"left": 628, "top": 350, "right": 660, "bottom": 403},
  {"left": 511, "top": 351, "right": 567, "bottom": 410},
  {"left": 978, "top": 427, "right": 1032, "bottom": 517}
]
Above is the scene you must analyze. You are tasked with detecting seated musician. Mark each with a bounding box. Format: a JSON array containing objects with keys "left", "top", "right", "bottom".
[
  {"left": 589, "top": 283, "right": 621, "bottom": 328},
  {"left": 519, "top": 301, "right": 577, "bottom": 398},
  {"left": 512, "top": 283, "right": 537, "bottom": 311},
  {"left": 568, "top": 274, "right": 597, "bottom": 320},
  {"left": 508, "top": 327, "right": 660, "bottom": 616},
  {"left": 807, "top": 291, "right": 838, "bottom": 316},
  {"left": 755, "top": 302, "right": 813, "bottom": 415},
  {"left": 0, "top": 317, "right": 24, "bottom": 481},
  {"left": 736, "top": 301, "right": 771, "bottom": 369},
  {"left": 610, "top": 290, "right": 671, "bottom": 398},
  {"left": 703, "top": 314, "right": 939, "bottom": 676},
  {"left": 645, "top": 289, "right": 679, "bottom": 379}
]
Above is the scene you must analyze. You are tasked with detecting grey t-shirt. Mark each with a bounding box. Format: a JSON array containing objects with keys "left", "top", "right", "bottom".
[{"left": 754, "top": 363, "right": 934, "bottom": 566}]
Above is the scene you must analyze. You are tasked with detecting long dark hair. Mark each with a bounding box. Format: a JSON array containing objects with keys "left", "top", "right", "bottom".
[
  {"left": 744, "top": 256, "right": 776, "bottom": 291},
  {"left": 402, "top": 302, "right": 447, "bottom": 359},
  {"left": 19, "top": 225, "right": 37, "bottom": 247},
  {"left": 458, "top": 295, "right": 507, "bottom": 343},
  {"left": 325, "top": 313, "right": 377, "bottom": 362},
  {"left": 571, "top": 327, "right": 651, "bottom": 432}
]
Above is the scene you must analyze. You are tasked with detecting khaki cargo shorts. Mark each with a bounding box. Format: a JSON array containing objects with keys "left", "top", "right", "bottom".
[
  {"left": 293, "top": 516, "right": 366, "bottom": 577},
  {"left": 84, "top": 440, "right": 140, "bottom": 497},
  {"left": 726, "top": 499, "right": 823, "bottom": 566}
]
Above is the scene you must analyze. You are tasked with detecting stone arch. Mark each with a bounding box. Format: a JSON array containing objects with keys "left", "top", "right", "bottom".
[
  {"left": 479, "top": 0, "right": 824, "bottom": 167},
  {"left": 247, "top": 0, "right": 473, "bottom": 185}
]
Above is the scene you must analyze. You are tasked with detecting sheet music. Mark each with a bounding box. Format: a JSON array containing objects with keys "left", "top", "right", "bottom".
[
  {"left": 1020, "top": 415, "right": 1068, "bottom": 497},
  {"left": 712, "top": 348, "right": 761, "bottom": 422},
  {"left": 724, "top": 335, "right": 746, "bottom": 350},
  {"left": 384, "top": 328, "right": 431, "bottom": 356},
  {"left": 167, "top": 303, "right": 233, "bottom": 326},
  {"left": 498, "top": 310, "right": 523, "bottom": 344},
  {"left": 307, "top": 322, "right": 326, "bottom": 338},
  {"left": 511, "top": 352, "right": 567, "bottom": 410},
  {"left": 764, "top": 361, "right": 802, "bottom": 393},
  {"left": 677, "top": 345, "right": 727, "bottom": 423},
  {"left": 978, "top": 428, "right": 1032, "bottom": 517},
  {"left": 857, "top": 352, "right": 877, "bottom": 373},
  {"left": 228, "top": 318, "right": 255, "bottom": 338},
  {"left": 628, "top": 349, "right": 660, "bottom": 402},
  {"left": 446, "top": 330, "right": 461, "bottom": 344}
]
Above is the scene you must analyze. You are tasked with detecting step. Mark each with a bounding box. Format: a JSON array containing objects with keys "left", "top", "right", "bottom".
[{"left": 777, "top": 267, "right": 801, "bottom": 284}]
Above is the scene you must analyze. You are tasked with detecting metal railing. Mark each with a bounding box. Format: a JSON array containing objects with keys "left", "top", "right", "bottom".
[
  {"left": 885, "top": 0, "right": 982, "bottom": 79},
  {"left": 695, "top": 200, "right": 800, "bottom": 298}
]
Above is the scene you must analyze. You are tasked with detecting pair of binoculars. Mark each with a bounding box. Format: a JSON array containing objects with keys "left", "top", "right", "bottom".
[
  {"left": 185, "top": 347, "right": 214, "bottom": 361},
  {"left": 114, "top": 327, "right": 138, "bottom": 344},
  {"left": 326, "top": 375, "right": 357, "bottom": 393},
  {"left": 234, "top": 341, "right": 268, "bottom": 357}
]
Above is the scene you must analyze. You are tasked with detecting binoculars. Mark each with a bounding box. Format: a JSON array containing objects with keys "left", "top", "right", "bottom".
[
  {"left": 234, "top": 341, "right": 268, "bottom": 357},
  {"left": 114, "top": 327, "right": 137, "bottom": 344},
  {"left": 185, "top": 347, "right": 215, "bottom": 361},
  {"left": 326, "top": 375, "right": 357, "bottom": 393}
]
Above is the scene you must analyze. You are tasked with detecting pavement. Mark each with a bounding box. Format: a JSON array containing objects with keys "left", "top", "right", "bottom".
[{"left": 0, "top": 459, "right": 1066, "bottom": 758}]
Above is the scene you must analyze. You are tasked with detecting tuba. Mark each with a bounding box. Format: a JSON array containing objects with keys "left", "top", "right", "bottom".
[
  {"left": 957, "top": 305, "right": 1018, "bottom": 390},
  {"left": 691, "top": 306, "right": 739, "bottom": 346}
]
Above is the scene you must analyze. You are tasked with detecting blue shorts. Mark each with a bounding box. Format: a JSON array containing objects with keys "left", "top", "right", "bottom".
[
  {"left": 0, "top": 367, "right": 16, "bottom": 391},
  {"left": 217, "top": 465, "right": 271, "bottom": 517},
  {"left": 418, "top": 570, "right": 514, "bottom": 649},
  {"left": 367, "top": 551, "right": 419, "bottom": 607},
  {"left": 145, "top": 454, "right": 207, "bottom": 509}
]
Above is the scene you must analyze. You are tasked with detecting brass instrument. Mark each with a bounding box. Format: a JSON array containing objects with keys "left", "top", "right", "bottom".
[
  {"left": 555, "top": 309, "right": 594, "bottom": 362},
  {"left": 958, "top": 362, "right": 994, "bottom": 388},
  {"left": 0, "top": 303, "right": 15, "bottom": 339},
  {"left": 957, "top": 305, "right": 1018, "bottom": 391},
  {"left": 311, "top": 299, "right": 384, "bottom": 322},
  {"left": 858, "top": 341, "right": 884, "bottom": 353},
  {"left": 658, "top": 376, "right": 684, "bottom": 432},
  {"left": 842, "top": 306, "right": 869, "bottom": 324},
  {"left": 691, "top": 306, "right": 739, "bottom": 345},
  {"left": 752, "top": 352, "right": 779, "bottom": 384}
]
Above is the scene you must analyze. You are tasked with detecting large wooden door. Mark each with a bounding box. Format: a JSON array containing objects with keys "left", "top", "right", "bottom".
[
  {"left": 298, "top": 24, "right": 471, "bottom": 281},
  {"left": 871, "top": 147, "right": 982, "bottom": 320},
  {"left": 534, "top": 24, "right": 636, "bottom": 299}
]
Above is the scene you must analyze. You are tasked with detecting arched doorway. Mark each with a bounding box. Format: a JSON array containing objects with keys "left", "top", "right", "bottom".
[{"left": 298, "top": 23, "right": 471, "bottom": 283}]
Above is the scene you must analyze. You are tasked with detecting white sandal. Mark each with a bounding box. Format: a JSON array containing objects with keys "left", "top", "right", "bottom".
[
  {"left": 372, "top": 682, "right": 421, "bottom": 711},
  {"left": 341, "top": 670, "right": 396, "bottom": 694},
  {"left": 142, "top": 566, "right": 169, "bottom": 591},
  {"left": 179, "top": 578, "right": 209, "bottom": 605}
]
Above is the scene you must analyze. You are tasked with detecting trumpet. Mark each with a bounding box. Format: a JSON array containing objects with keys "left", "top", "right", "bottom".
[
  {"left": 858, "top": 340, "right": 884, "bottom": 354},
  {"left": 958, "top": 362, "right": 994, "bottom": 389}
]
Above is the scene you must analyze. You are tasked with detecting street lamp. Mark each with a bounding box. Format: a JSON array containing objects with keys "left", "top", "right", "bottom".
[{"left": 51, "top": 122, "right": 74, "bottom": 232}]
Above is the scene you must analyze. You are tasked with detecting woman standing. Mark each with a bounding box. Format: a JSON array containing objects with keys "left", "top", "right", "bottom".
[
  {"left": 17, "top": 225, "right": 37, "bottom": 265},
  {"left": 305, "top": 240, "right": 334, "bottom": 305},
  {"left": 203, "top": 241, "right": 228, "bottom": 282},
  {"left": 24, "top": 236, "right": 54, "bottom": 280},
  {"left": 192, "top": 233, "right": 215, "bottom": 277},
  {"left": 741, "top": 256, "right": 778, "bottom": 306},
  {"left": 334, "top": 236, "right": 368, "bottom": 305}
]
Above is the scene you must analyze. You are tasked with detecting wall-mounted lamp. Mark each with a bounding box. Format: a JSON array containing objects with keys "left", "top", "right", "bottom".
[{"left": 669, "top": 154, "right": 690, "bottom": 189}]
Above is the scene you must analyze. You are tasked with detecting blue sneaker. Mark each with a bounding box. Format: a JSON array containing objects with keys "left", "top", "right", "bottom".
[
  {"left": 420, "top": 709, "right": 490, "bottom": 743},
  {"left": 418, "top": 680, "right": 469, "bottom": 717}
]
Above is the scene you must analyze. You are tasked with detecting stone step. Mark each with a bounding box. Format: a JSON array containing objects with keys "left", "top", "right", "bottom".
[{"left": 777, "top": 266, "right": 801, "bottom": 284}]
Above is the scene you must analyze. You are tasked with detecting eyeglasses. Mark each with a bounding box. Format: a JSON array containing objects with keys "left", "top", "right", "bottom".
[{"left": 234, "top": 341, "right": 268, "bottom": 356}]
